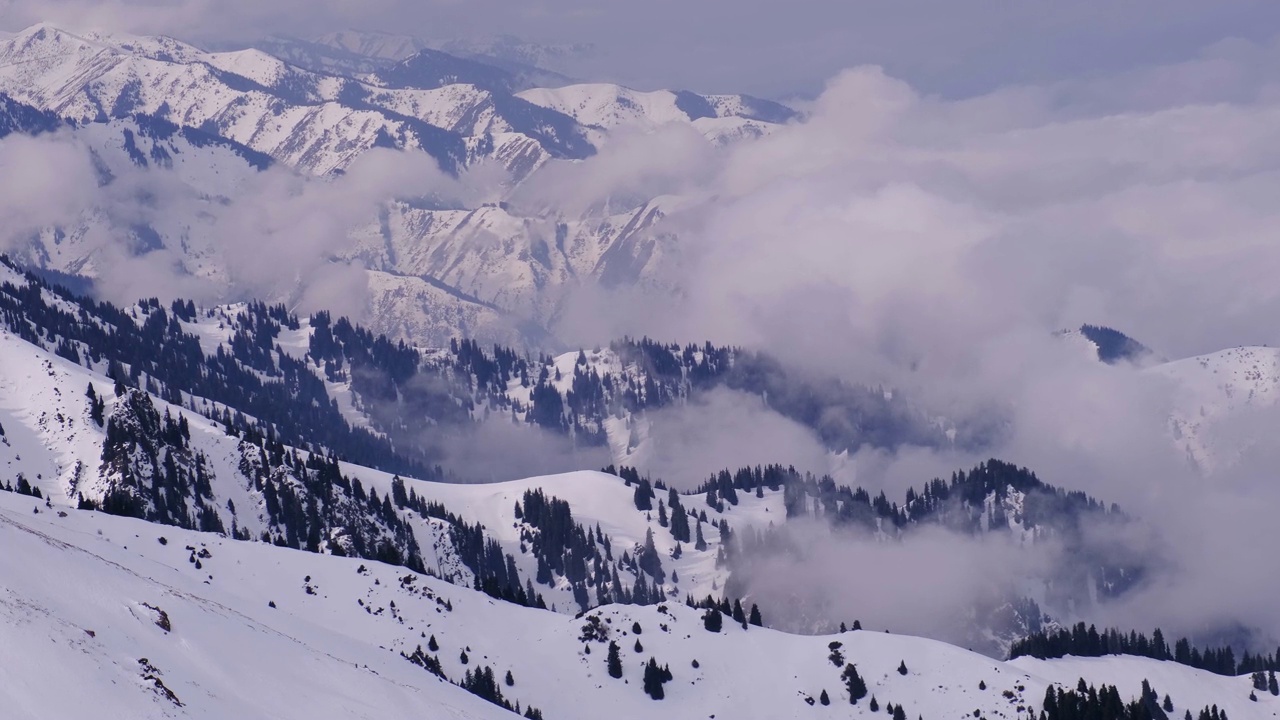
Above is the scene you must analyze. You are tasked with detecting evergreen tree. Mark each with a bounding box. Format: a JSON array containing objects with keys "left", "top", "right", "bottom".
[
  {"left": 669, "top": 495, "right": 690, "bottom": 542},
  {"left": 637, "top": 527, "right": 665, "bottom": 584},
  {"left": 428, "top": 635, "right": 439, "bottom": 652},
  {"left": 607, "top": 641, "right": 623, "bottom": 679},
  {"left": 749, "top": 604, "right": 763, "bottom": 627},
  {"left": 642, "top": 658, "right": 670, "bottom": 700},
  {"left": 869, "top": 695, "right": 879, "bottom": 712},
  {"left": 86, "top": 384, "right": 105, "bottom": 426},
  {"left": 820, "top": 690, "right": 830, "bottom": 706},
  {"left": 893, "top": 704, "right": 907, "bottom": 720},
  {"left": 703, "top": 607, "right": 723, "bottom": 633},
  {"left": 633, "top": 480, "right": 653, "bottom": 511},
  {"left": 842, "top": 663, "right": 868, "bottom": 704},
  {"left": 897, "top": 659, "right": 908, "bottom": 675}
]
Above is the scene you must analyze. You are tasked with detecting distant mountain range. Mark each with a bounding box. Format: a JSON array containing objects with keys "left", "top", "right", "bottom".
[{"left": 0, "top": 23, "right": 796, "bottom": 350}]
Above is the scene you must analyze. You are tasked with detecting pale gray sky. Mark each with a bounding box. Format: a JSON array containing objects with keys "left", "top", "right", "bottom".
[{"left": 3, "top": 0, "right": 1280, "bottom": 97}]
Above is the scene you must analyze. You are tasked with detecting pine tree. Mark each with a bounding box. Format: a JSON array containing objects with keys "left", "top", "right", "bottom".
[
  {"left": 703, "top": 607, "right": 723, "bottom": 632},
  {"left": 820, "top": 690, "right": 830, "bottom": 705},
  {"left": 642, "top": 658, "right": 668, "bottom": 700},
  {"left": 842, "top": 663, "right": 868, "bottom": 704},
  {"left": 897, "top": 659, "right": 908, "bottom": 675},
  {"left": 635, "top": 639, "right": 644, "bottom": 653},
  {"left": 749, "top": 604, "right": 763, "bottom": 627},
  {"left": 1164, "top": 695, "right": 1174, "bottom": 712},
  {"left": 869, "top": 695, "right": 879, "bottom": 712},
  {"left": 607, "top": 641, "right": 623, "bottom": 679},
  {"left": 638, "top": 528, "right": 665, "bottom": 583},
  {"left": 428, "top": 635, "right": 439, "bottom": 652},
  {"left": 893, "top": 704, "right": 907, "bottom": 720},
  {"left": 505, "top": 670, "right": 514, "bottom": 686},
  {"left": 669, "top": 496, "right": 690, "bottom": 542},
  {"left": 86, "top": 384, "right": 105, "bottom": 426}
]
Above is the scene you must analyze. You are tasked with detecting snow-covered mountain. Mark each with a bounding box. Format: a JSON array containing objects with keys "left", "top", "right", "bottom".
[
  {"left": 0, "top": 257, "right": 1186, "bottom": 663},
  {"left": 518, "top": 84, "right": 795, "bottom": 145},
  {"left": 432, "top": 34, "right": 597, "bottom": 78},
  {"left": 1149, "top": 346, "right": 1280, "bottom": 472},
  {"left": 0, "top": 23, "right": 792, "bottom": 178},
  {"left": 9, "top": 486, "right": 1269, "bottom": 719},
  {"left": 0, "top": 23, "right": 593, "bottom": 177},
  {"left": 0, "top": 268, "right": 1270, "bottom": 717},
  {"left": 0, "top": 22, "right": 801, "bottom": 348}
]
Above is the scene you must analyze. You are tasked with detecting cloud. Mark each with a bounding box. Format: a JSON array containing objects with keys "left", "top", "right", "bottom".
[
  {"left": 432, "top": 413, "right": 612, "bottom": 483},
  {"left": 0, "top": 132, "right": 100, "bottom": 239},
  {"left": 731, "top": 518, "right": 1063, "bottom": 653},
  {"left": 0, "top": 126, "right": 459, "bottom": 317},
  {"left": 524, "top": 45, "right": 1280, "bottom": 648},
  {"left": 627, "top": 388, "right": 835, "bottom": 490},
  {"left": 205, "top": 148, "right": 454, "bottom": 316}
]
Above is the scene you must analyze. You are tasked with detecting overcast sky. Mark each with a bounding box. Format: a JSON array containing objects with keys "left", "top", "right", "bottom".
[{"left": 3, "top": 0, "right": 1280, "bottom": 97}]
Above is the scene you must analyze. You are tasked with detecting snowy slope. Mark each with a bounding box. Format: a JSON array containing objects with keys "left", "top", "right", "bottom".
[
  {"left": 3, "top": 488, "right": 1270, "bottom": 720},
  {"left": 382, "top": 468, "right": 771, "bottom": 612},
  {"left": 1013, "top": 656, "right": 1278, "bottom": 720},
  {"left": 1148, "top": 346, "right": 1280, "bottom": 471},
  {"left": 0, "top": 296, "right": 731, "bottom": 611},
  {"left": 0, "top": 491, "right": 511, "bottom": 720}
]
